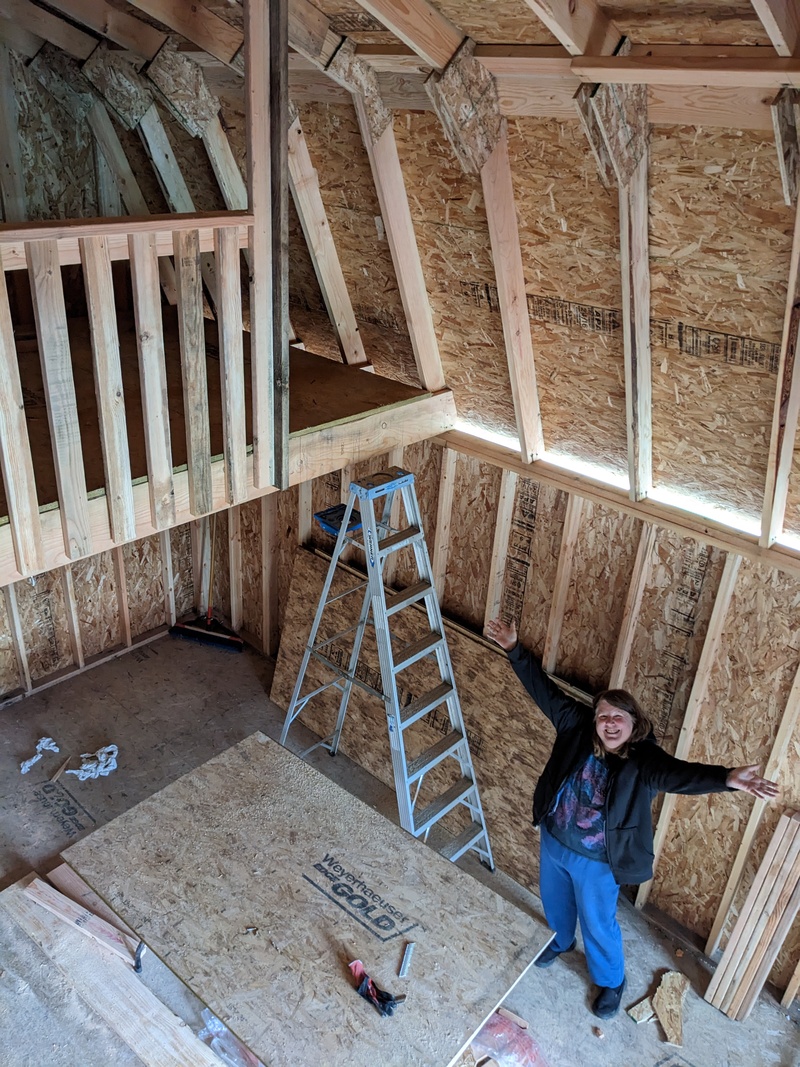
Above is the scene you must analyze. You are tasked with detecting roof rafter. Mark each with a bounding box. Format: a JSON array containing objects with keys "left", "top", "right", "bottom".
[
  {"left": 351, "top": 0, "right": 463, "bottom": 72},
  {"left": 751, "top": 0, "right": 800, "bottom": 57},
  {"left": 520, "top": 0, "right": 621, "bottom": 56}
]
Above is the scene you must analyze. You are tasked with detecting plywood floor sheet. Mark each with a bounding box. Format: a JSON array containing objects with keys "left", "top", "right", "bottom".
[{"left": 63, "top": 733, "right": 549, "bottom": 1067}]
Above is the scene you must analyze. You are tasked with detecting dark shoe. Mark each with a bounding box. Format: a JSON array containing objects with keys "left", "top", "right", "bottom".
[
  {"left": 534, "top": 939, "right": 576, "bottom": 968},
  {"left": 592, "top": 977, "right": 627, "bottom": 1019}
]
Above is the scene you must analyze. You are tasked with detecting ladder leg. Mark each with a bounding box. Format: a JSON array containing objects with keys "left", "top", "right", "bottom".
[{"left": 328, "top": 581, "right": 373, "bottom": 755}]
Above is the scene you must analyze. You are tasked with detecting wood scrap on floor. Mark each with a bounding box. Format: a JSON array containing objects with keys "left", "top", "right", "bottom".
[
  {"left": 626, "top": 994, "right": 656, "bottom": 1024},
  {"left": 651, "top": 971, "right": 690, "bottom": 1046}
]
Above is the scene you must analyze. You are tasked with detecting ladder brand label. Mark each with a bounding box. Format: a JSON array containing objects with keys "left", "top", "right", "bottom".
[{"left": 302, "top": 853, "right": 420, "bottom": 942}]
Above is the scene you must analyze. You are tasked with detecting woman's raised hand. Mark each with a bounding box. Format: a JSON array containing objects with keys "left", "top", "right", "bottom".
[
  {"left": 725, "top": 765, "right": 780, "bottom": 799},
  {"left": 485, "top": 618, "right": 518, "bottom": 652}
]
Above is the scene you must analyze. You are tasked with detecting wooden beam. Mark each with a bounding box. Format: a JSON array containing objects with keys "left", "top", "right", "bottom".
[
  {"left": 483, "top": 468, "right": 518, "bottom": 627},
  {"left": 193, "top": 516, "right": 211, "bottom": 615},
  {"left": 41, "top": 0, "right": 165, "bottom": 60},
  {"left": 159, "top": 528, "right": 176, "bottom": 626},
  {"left": 215, "top": 226, "right": 248, "bottom": 505},
  {"left": 352, "top": 0, "right": 463, "bottom": 71},
  {"left": 0, "top": 0, "right": 96, "bottom": 59},
  {"left": 751, "top": 0, "right": 800, "bottom": 57},
  {"left": 4, "top": 583, "right": 31, "bottom": 691},
  {"left": 261, "top": 494, "right": 279, "bottom": 656},
  {"left": 79, "top": 234, "right": 136, "bottom": 544},
  {"left": 635, "top": 552, "right": 742, "bottom": 908},
  {"left": 705, "top": 657, "right": 800, "bottom": 955},
  {"left": 619, "top": 153, "right": 653, "bottom": 501},
  {"left": 782, "top": 956, "right": 800, "bottom": 1007},
  {"left": 173, "top": 227, "right": 212, "bottom": 517},
  {"left": 571, "top": 55, "right": 800, "bottom": 87},
  {"left": 431, "top": 446, "right": 456, "bottom": 601},
  {"left": 761, "top": 193, "right": 800, "bottom": 547},
  {"left": 481, "top": 130, "right": 543, "bottom": 464},
  {"left": 288, "top": 0, "right": 341, "bottom": 68},
  {"left": 521, "top": 0, "right": 621, "bottom": 56},
  {"left": 0, "top": 259, "right": 42, "bottom": 575},
  {"left": 771, "top": 88, "right": 800, "bottom": 206},
  {"left": 126, "top": 0, "right": 243, "bottom": 70},
  {"left": 542, "top": 493, "right": 584, "bottom": 674},
  {"left": 0, "top": 13, "right": 42, "bottom": 57},
  {"left": 0, "top": 44, "right": 26, "bottom": 222},
  {"left": 112, "top": 546, "right": 131, "bottom": 646},
  {"left": 203, "top": 116, "right": 248, "bottom": 211},
  {"left": 228, "top": 505, "right": 243, "bottom": 633},
  {"left": 288, "top": 115, "right": 367, "bottom": 366},
  {"left": 27, "top": 239, "right": 92, "bottom": 559},
  {"left": 128, "top": 231, "right": 176, "bottom": 529},
  {"left": 609, "top": 522, "right": 655, "bottom": 687},
  {"left": 353, "top": 95, "right": 445, "bottom": 392},
  {"left": 269, "top": 0, "right": 290, "bottom": 490}
]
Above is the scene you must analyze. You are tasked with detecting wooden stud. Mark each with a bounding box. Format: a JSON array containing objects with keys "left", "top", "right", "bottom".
[
  {"left": 287, "top": 115, "right": 367, "bottom": 366},
  {"left": 79, "top": 235, "right": 136, "bottom": 545},
  {"left": 228, "top": 506, "right": 243, "bottom": 633},
  {"left": 270, "top": 0, "right": 290, "bottom": 489},
  {"left": 194, "top": 517, "right": 212, "bottom": 616},
  {"left": 4, "top": 583, "right": 31, "bottom": 692},
  {"left": 735, "top": 875, "right": 800, "bottom": 1019},
  {"left": 0, "top": 43, "right": 26, "bottom": 222},
  {"left": 481, "top": 131, "right": 543, "bottom": 463},
  {"left": 619, "top": 152, "right": 653, "bottom": 501},
  {"left": 27, "top": 239, "right": 92, "bottom": 559},
  {"left": 351, "top": 0, "right": 463, "bottom": 71},
  {"left": 215, "top": 226, "right": 248, "bottom": 505},
  {"left": 173, "top": 228, "right": 212, "bottom": 518},
  {"left": 126, "top": 0, "right": 242, "bottom": 70},
  {"left": 297, "top": 480, "right": 313, "bottom": 547},
  {"left": 751, "top": 0, "right": 800, "bottom": 57},
  {"left": 706, "top": 659, "right": 800, "bottom": 955},
  {"left": 128, "top": 230, "right": 176, "bottom": 530},
  {"left": 431, "top": 447, "right": 457, "bottom": 602},
  {"left": 112, "top": 546, "right": 131, "bottom": 647},
  {"left": 353, "top": 95, "right": 445, "bottom": 393},
  {"left": 782, "top": 955, "right": 800, "bottom": 1008},
  {"left": 61, "top": 566, "right": 84, "bottom": 669},
  {"left": 635, "top": 552, "right": 742, "bottom": 908},
  {"left": 0, "top": 258, "right": 43, "bottom": 575},
  {"left": 520, "top": 0, "right": 621, "bottom": 56},
  {"left": 609, "top": 522, "right": 655, "bottom": 688},
  {"left": 203, "top": 116, "right": 248, "bottom": 212},
  {"left": 261, "top": 493, "right": 279, "bottom": 657},
  {"left": 484, "top": 468, "right": 518, "bottom": 628},
  {"left": 159, "top": 528, "right": 176, "bottom": 626},
  {"left": 542, "top": 493, "right": 584, "bottom": 675}
]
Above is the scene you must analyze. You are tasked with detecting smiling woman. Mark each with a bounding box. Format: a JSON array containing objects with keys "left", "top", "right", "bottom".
[{"left": 484, "top": 616, "right": 780, "bottom": 1022}]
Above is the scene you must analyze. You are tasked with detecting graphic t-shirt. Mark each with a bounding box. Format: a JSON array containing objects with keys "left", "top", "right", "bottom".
[{"left": 545, "top": 753, "right": 609, "bottom": 862}]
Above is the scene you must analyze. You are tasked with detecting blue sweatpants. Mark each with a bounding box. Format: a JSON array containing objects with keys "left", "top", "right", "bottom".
[{"left": 539, "top": 826, "right": 625, "bottom": 987}]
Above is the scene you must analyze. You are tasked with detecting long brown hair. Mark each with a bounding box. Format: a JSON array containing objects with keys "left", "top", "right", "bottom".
[{"left": 592, "top": 689, "right": 652, "bottom": 759}]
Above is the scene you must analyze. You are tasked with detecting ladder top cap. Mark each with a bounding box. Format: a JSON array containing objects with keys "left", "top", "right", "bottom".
[{"left": 351, "top": 468, "right": 414, "bottom": 500}]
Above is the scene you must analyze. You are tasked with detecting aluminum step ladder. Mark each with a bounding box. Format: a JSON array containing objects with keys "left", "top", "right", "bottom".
[{"left": 279, "top": 467, "right": 494, "bottom": 869}]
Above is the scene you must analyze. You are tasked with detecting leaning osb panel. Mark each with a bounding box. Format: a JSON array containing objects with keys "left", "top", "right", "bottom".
[
  {"left": 394, "top": 111, "right": 517, "bottom": 439},
  {"left": 649, "top": 125, "right": 793, "bottom": 521},
  {"left": 15, "top": 572, "right": 73, "bottom": 680},
  {"left": 625, "top": 532, "right": 726, "bottom": 751},
  {"left": 296, "top": 103, "right": 418, "bottom": 380},
  {"left": 271, "top": 549, "right": 556, "bottom": 891},
  {"left": 557, "top": 501, "right": 641, "bottom": 692},
  {"left": 0, "top": 591, "right": 21, "bottom": 696},
  {"left": 10, "top": 51, "right": 97, "bottom": 220},
  {"left": 392, "top": 440, "right": 442, "bottom": 591},
  {"left": 650, "top": 559, "right": 800, "bottom": 939},
  {"left": 239, "top": 499, "right": 262, "bottom": 644},
  {"left": 507, "top": 118, "right": 627, "bottom": 475},
  {"left": 170, "top": 524, "right": 194, "bottom": 618},
  {"left": 441, "top": 453, "right": 501, "bottom": 630},
  {"left": 123, "top": 536, "right": 166, "bottom": 638},
  {"left": 609, "top": 3, "right": 770, "bottom": 45},
  {"left": 515, "top": 482, "right": 567, "bottom": 660},
  {"left": 71, "top": 551, "right": 121, "bottom": 659},
  {"left": 211, "top": 510, "right": 231, "bottom": 622}
]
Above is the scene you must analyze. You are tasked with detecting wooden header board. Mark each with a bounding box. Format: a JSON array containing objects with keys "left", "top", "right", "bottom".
[{"left": 64, "top": 733, "right": 550, "bottom": 1067}]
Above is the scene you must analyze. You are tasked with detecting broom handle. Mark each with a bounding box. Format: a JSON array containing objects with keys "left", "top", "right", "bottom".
[{"left": 206, "top": 515, "right": 216, "bottom": 625}]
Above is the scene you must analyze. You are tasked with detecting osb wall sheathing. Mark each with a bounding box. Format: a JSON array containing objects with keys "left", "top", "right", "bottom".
[
  {"left": 650, "top": 560, "right": 800, "bottom": 966},
  {"left": 170, "top": 524, "right": 195, "bottom": 618},
  {"left": 272, "top": 548, "right": 555, "bottom": 892},
  {"left": 649, "top": 126, "right": 793, "bottom": 522},
  {"left": 625, "top": 531, "right": 726, "bottom": 754},
  {"left": 556, "top": 502, "right": 641, "bottom": 692},
  {"left": 71, "top": 551, "right": 121, "bottom": 659},
  {"left": 0, "top": 591, "right": 20, "bottom": 696},
  {"left": 506, "top": 119, "right": 627, "bottom": 475},
  {"left": 294, "top": 103, "right": 418, "bottom": 382},
  {"left": 15, "top": 572, "right": 73, "bottom": 681},
  {"left": 211, "top": 510, "right": 231, "bottom": 622},
  {"left": 394, "top": 112, "right": 517, "bottom": 439},
  {"left": 239, "top": 499, "right": 263, "bottom": 646},
  {"left": 122, "top": 536, "right": 166, "bottom": 638},
  {"left": 10, "top": 50, "right": 97, "bottom": 220},
  {"left": 441, "top": 453, "right": 500, "bottom": 630},
  {"left": 512, "top": 482, "right": 567, "bottom": 660},
  {"left": 310, "top": 468, "right": 344, "bottom": 554}
]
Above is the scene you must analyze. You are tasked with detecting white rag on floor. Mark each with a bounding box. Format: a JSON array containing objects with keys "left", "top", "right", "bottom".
[
  {"left": 65, "top": 744, "right": 119, "bottom": 781},
  {"left": 19, "top": 736, "right": 60, "bottom": 774}
]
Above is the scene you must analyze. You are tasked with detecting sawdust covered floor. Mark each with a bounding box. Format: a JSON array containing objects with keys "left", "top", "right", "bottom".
[{"left": 0, "top": 637, "right": 798, "bottom": 1067}]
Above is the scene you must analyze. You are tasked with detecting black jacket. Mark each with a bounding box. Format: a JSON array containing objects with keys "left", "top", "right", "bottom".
[{"left": 508, "top": 642, "right": 733, "bottom": 885}]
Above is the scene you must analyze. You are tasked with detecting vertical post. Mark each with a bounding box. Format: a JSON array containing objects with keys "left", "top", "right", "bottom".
[
  {"left": 484, "top": 468, "right": 518, "bottom": 627},
  {"left": 113, "top": 546, "right": 132, "bottom": 648},
  {"left": 542, "top": 494, "right": 584, "bottom": 675},
  {"left": 4, "top": 584, "right": 31, "bottom": 692},
  {"left": 160, "top": 528, "right": 176, "bottom": 627},
  {"left": 229, "top": 505, "right": 243, "bottom": 633},
  {"left": 432, "top": 447, "right": 457, "bottom": 602},
  {"left": 61, "top": 566, "right": 84, "bottom": 669}
]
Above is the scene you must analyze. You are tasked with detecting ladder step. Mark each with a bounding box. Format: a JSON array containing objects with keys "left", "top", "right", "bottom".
[
  {"left": 440, "top": 822, "right": 488, "bottom": 863},
  {"left": 379, "top": 526, "right": 423, "bottom": 555},
  {"left": 407, "top": 731, "right": 465, "bottom": 784},
  {"left": 400, "top": 682, "right": 454, "bottom": 729},
  {"left": 385, "top": 580, "right": 433, "bottom": 616},
  {"left": 413, "top": 778, "right": 475, "bottom": 836},
  {"left": 393, "top": 632, "right": 444, "bottom": 673}
]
